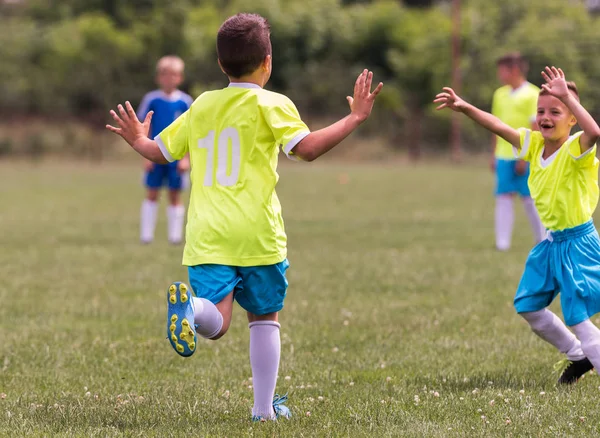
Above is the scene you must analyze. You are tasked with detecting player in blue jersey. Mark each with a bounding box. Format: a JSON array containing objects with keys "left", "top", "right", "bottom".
[{"left": 137, "top": 56, "right": 194, "bottom": 244}]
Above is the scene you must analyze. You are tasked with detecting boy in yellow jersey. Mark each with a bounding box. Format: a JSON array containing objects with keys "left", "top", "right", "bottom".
[
  {"left": 491, "top": 53, "right": 545, "bottom": 251},
  {"left": 106, "top": 13, "right": 382, "bottom": 421},
  {"left": 435, "top": 66, "right": 600, "bottom": 385}
]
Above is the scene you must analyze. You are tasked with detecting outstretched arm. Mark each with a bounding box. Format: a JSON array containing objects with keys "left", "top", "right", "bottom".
[
  {"left": 541, "top": 66, "right": 600, "bottom": 152},
  {"left": 434, "top": 88, "right": 520, "bottom": 148},
  {"left": 292, "top": 70, "right": 383, "bottom": 162},
  {"left": 106, "top": 101, "right": 168, "bottom": 164}
]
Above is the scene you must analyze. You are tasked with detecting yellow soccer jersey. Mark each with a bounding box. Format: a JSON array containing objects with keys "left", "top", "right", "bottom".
[
  {"left": 517, "top": 128, "right": 599, "bottom": 231},
  {"left": 156, "top": 83, "right": 310, "bottom": 266},
  {"left": 492, "top": 82, "right": 539, "bottom": 159}
]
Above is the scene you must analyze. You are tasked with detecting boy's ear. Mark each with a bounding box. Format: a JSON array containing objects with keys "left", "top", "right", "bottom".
[
  {"left": 263, "top": 55, "right": 272, "bottom": 72},
  {"left": 570, "top": 115, "right": 578, "bottom": 127}
]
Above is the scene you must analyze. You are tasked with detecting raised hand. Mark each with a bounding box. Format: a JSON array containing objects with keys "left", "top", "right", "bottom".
[
  {"left": 541, "top": 66, "right": 570, "bottom": 100},
  {"left": 347, "top": 69, "right": 383, "bottom": 123},
  {"left": 434, "top": 87, "right": 467, "bottom": 112},
  {"left": 106, "top": 101, "right": 153, "bottom": 147}
]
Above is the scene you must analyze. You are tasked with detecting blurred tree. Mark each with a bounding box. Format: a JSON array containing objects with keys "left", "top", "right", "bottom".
[{"left": 1, "top": 0, "right": 600, "bottom": 159}]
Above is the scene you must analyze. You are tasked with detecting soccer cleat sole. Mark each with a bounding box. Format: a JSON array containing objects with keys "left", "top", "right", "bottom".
[{"left": 166, "top": 282, "right": 196, "bottom": 357}]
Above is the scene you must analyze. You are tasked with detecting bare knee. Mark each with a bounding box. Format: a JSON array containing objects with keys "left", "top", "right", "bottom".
[
  {"left": 208, "top": 319, "right": 231, "bottom": 340},
  {"left": 147, "top": 189, "right": 159, "bottom": 202},
  {"left": 168, "top": 190, "right": 181, "bottom": 206}
]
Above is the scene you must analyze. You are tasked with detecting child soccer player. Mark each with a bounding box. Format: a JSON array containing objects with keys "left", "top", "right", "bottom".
[
  {"left": 106, "top": 13, "right": 382, "bottom": 420},
  {"left": 491, "top": 53, "right": 545, "bottom": 251},
  {"left": 435, "top": 66, "right": 600, "bottom": 384},
  {"left": 137, "top": 56, "right": 193, "bottom": 244}
]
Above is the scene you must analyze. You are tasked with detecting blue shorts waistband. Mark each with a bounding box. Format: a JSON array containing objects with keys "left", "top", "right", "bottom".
[{"left": 547, "top": 220, "right": 595, "bottom": 242}]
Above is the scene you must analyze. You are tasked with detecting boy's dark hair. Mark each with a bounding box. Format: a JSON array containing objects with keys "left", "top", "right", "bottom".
[
  {"left": 496, "top": 52, "right": 529, "bottom": 75},
  {"left": 217, "top": 13, "right": 272, "bottom": 79},
  {"left": 539, "top": 81, "right": 580, "bottom": 102}
]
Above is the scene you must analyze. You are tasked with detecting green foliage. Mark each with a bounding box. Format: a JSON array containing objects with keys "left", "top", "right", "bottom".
[{"left": 0, "top": 0, "right": 599, "bottom": 154}]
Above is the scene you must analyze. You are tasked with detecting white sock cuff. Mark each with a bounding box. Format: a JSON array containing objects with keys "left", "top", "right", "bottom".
[{"left": 249, "top": 321, "right": 281, "bottom": 330}]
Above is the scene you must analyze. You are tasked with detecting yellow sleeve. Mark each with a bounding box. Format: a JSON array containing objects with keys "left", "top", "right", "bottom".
[
  {"left": 517, "top": 128, "right": 534, "bottom": 162},
  {"left": 155, "top": 109, "right": 191, "bottom": 162},
  {"left": 491, "top": 89, "right": 500, "bottom": 117},
  {"left": 264, "top": 97, "right": 310, "bottom": 160},
  {"left": 568, "top": 132, "right": 596, "bottom": 167}
]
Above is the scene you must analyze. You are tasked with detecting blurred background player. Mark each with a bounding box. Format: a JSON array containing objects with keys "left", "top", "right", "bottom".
[
  {"left": 491, "top": 53, "right": 545, "bottom": 251},
  {"left": 137, "top": 56, "right": 193, "bottom": 244}
]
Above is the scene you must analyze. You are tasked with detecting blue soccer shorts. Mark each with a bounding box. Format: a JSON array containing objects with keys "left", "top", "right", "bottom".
[
  {"left": 145, "top": 162, "right": 182, "bottom": 190},
  {"left": 514, "top": 220, "right": 600, "bottom": 326},
  {"left": 187, "top": 259, "right": 290, "bottom": 316},
  {"left": 495, "top": 159, "right": 530, "bottom": 197}
]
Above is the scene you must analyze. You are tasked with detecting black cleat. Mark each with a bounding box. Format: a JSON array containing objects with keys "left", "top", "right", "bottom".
[{"left": 556, "top": 358, "right": 594, "bottom": 385}]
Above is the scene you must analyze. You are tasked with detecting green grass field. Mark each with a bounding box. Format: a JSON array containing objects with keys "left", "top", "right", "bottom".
[{"left": 2, "top": 160, "right": 600, "bottom": 437}]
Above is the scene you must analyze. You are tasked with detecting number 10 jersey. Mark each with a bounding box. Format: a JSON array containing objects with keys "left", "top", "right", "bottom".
[{"left": 156, "top": 82, "right": 310, "bottom": 267}]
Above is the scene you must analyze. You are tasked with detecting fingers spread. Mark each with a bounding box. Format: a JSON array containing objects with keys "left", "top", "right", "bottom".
[
  {"left": 365, "top": 71, "right": 373, "bottom": 94},
  {"left": 117, "top": 104, "right": 130, "bottom": 123},
  {"left": 370, "top": 81, "right": 383, "bottom": 98},
  {"left": 105, "top": 124, "right": 121, "bottom": 134},
  {"left": 125, "top": 101, "right": 138, "bottom": 121},
  {"left": 110, "top": 110, "right": 127, "bottom": 129},
  {"left": 541, "top": 71, "right": 551, "bottom": 83}
]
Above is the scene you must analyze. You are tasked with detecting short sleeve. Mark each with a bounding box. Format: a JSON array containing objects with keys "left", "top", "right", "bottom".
[
  {"left": 516, "top": 128, "right": 535, "bottom": 162},
  {"left": 155, "top": 109, "right": 190, "bottom": 162},
  {"left": 568, "top": 132, "right": 596, "bottom": 167},
  {"left": 491, "top": 89, "right": 499, "bottom": 117},
  {"left": 264, "top": 97, "right": 310, "bottom": 161}
]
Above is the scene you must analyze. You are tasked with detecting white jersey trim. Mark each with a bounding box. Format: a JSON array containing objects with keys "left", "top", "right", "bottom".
[
  {"left": 282, "top": 131, "right": 310, "bottom": 161},
  {"left": 155, "top": 135, "right": 175, "bottom": 163},
  {"left": 514, "top": 129, "right": 531, "bottom": 159},
  {"left": 228, "top": 82, "right": 262, "bottom": 89}
]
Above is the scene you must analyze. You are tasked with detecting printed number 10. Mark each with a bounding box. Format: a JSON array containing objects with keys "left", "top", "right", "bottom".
[{"left": 197, "top": 127, "right": 241, "bottom": 187}]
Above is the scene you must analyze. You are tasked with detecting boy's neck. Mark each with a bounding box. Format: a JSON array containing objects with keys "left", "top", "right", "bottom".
[
  {"left": 510, "top": 78, "right": 526, "bottom": 91},
  {"left": 544, "top": 133, "right": 571, "bottom": 155},
  {"left": 160, "top": 88, "right": 178, "bottom": 95},
  {"left": 229, "top": 73, "right": 265, "bottom": 88}
]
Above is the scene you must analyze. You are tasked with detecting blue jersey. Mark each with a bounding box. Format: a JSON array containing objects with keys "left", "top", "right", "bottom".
[{"left": 137, "top": 90, "right": 193, "bottom": 139}]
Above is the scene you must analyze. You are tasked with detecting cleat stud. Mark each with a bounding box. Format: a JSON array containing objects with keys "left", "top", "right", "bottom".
[
  {"left": 169, "top": 285, "right": 176, "bottom": 293},
  {"left": 171, "top": 315, "right": 178, "bottom": 322},
  {"left": 181, "top": 295, "right": 188, "bottom": 303},
  {"left": 180, "top": 333, "right": 186, "bottom": 340},
  {"left": 188, "top": 330, "right": 194, "bottom": 336},
  {"left": 189, "top": 343, "right": 195, "bottom": 349},
  {"left": 170, "top": 324, "right": 176, "bottom": 332},
  {"left": 182, "top": 320, "right": 189, "bottom": 327},
  {"left": 176, "top": 344, "right": 184, "bottom": 353},
  {"left": 169, "top": 296, "right": 177, "bottom": 304},
  {"left": 180, "top": 284, "right": 187, "bottom": 293},
  {"left": 171, "top": 335, "right": 177, "bottom": 342}
]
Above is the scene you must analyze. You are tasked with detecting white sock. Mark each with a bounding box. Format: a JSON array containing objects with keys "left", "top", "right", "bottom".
[
  {"left": 191, "top": 297, "right": 223, "bottom": 339},
  {"left": 249, "top": 321, "right": 281, "bottom": 420},
  {"left": 167, "top": 204, "right": 185, "bottom": 244},
  {"left": 495, "top": 195, "right": 514, "bottom": 251},
  {"left": 572, "top": 319, "right": 600, "bottom": 369},
  {"left": 140, "top": 200, "right": 158, "bottom": 243},
  {"left": 521, "top": 197, "right": 546, "bottom": 243},
  {"left": 521, "top": 310, "right": 585, "bottom": 360}
]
